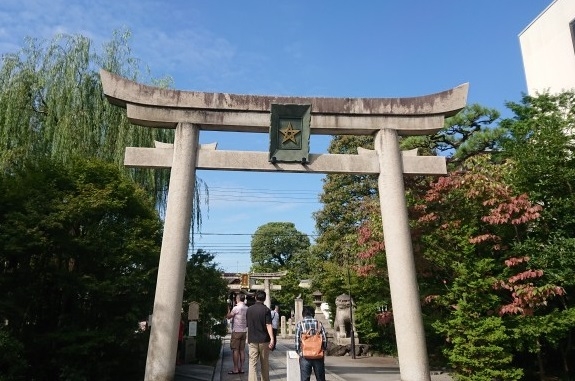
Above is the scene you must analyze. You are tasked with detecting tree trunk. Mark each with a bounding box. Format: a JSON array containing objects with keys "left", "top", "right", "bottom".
[{"left": 536, "top": 338, "right": 546, "bottom": 381}]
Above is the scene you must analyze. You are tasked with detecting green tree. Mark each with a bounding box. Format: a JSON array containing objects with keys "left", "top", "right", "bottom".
[
  {"left": 183, "top": 249, "right": 229, "bottom": 338},
  {"left": 0, "top": 329, "right": 28, "bottom": 381},
  {"left": 250, "top": 222, "right": 310, "bottom": 272},
  {"left": 434, "top": 302, "right": 522, "bottom": 381},
  {"left": 499, "top": 91, "right": 575, "bottom": 378},
  {"left": 311, "top": 105, "right": 506, "bottom": 356},
  {"left": 272, "top": 244, "right": 335, "bottom": 310},
  {"left": 501, "top": 91, "right": 575, "bottom": 236},
  {"left": 401, "top": 103, "right": 504, "bottom": 167},
  {"left": 313, "top": 136, "right": 377, "bottom": 266},
  {"left": 0, "top": 30, "right": 208, "bottom": 233},
  {"left": 310, "top": 136, "right": 378, "bottom": 339},
  {"left": 250, "top": 222, "right": 313, "bottom": 310},
  {"left": 0, "top": 157, "right": 162, "bottom": 380},
  {"left": 313, "top": 104, "right": 503, "bottom": 278},
  {"left": 0, "top": 31, "right": 173, "bottom": 203},
  {"left": 414, "top": 155, "right": 563, "bottom": 379}
]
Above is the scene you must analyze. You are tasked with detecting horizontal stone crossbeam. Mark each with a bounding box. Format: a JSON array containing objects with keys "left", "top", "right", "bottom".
[
  {"left": 250, "top": 284, "right": 282, "bottom": 291},
  {"left": 249, "top": 271, "right": 287, "bottom": 279},
  {"left": 124, "top": 144, "right": 447, "bottom": 175}
]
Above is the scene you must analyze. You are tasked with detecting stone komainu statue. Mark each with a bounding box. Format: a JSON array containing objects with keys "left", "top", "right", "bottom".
[{"left": 333, "top": 294, "right": 356, "bottom": 339}]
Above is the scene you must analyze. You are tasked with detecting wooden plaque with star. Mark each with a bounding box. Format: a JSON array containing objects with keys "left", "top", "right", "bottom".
[{"left": 269, "top": 104, "right": 311, "bottom": 164}]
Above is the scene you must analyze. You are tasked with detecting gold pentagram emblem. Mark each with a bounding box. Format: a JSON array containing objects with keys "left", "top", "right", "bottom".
[
  {"left": 279, "top": 122, "right": 300, "bottom": 144},
  {"left": 269, "top": 104, "right": 310, "bottom": 163}
]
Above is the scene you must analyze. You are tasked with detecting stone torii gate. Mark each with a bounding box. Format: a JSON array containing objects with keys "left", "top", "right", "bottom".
[
  {"left": 225, "top": 272, "right": 284, "bottom": 308},
  {"left": 249, "top": 272, "right": 285, "bottom": 308},
  {"left": 100, "top": 69, "right": 467, "bottom": 381}
]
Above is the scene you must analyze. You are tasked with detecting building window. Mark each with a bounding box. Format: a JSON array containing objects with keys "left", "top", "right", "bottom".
[{"left": 571, "top": 18, "right": 575, "bottom": 54}]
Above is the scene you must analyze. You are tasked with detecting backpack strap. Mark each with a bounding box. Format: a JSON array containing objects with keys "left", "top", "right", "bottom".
[
  {"left": 299, "top": 320, "right": 310, "bottom": 335},
  {"left": 315, "top": 321, "right": 324, "bottom": 335},
  {"left": 300, "top": 319, "right": 323, "bottom": 335}
]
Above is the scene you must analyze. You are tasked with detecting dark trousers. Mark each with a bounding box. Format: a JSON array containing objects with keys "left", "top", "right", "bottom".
[
  {"left": 272, "top": 328, "right": 278, "bottom": 349},
  {"left": 299, "top": 356, "right": 325, "bottom": 381}
]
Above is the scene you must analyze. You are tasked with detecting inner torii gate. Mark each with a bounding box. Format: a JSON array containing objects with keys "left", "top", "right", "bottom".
[
  {"left": 100, "top": 69, "right": 467, "bottom": 381},
  {"left": 225, "top": 272, "right": 285, "bottom": 308},
  {"left": 248, "top": 272, "right": 285, "bottom": 308}
]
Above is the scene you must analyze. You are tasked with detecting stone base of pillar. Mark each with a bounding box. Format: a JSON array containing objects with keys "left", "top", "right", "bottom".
[{"left": 334, "top": 337, "right": 359, "bottom": 346}]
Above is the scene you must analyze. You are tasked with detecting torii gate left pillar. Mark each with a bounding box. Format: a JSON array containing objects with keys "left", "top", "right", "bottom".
[{"left": 145, "top": 124, "right": 198, "bottom": 380}]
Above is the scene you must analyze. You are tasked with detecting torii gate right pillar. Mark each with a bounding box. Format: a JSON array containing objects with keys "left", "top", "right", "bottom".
[{"left": 376, "top": 128, "right": 430, "bottom": 381}]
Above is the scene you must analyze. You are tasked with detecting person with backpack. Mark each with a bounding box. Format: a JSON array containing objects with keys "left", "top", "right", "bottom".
[{"left": 295, "top": 305, "right": 327, "bottom": 381}]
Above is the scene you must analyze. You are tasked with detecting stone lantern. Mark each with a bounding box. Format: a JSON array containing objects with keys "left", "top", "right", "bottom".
[{"left": 312, "top": 290, "right": 323, "bottom": 313}]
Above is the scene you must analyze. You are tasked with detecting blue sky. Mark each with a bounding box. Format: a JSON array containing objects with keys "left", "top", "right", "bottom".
[{"left": 1, "top": 0, "right": 551, "bottom": 273}]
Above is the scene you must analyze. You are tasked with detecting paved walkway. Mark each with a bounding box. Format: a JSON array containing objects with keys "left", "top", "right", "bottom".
[{"left": 175, "top": 335, "right": 453, "bottom": 381}]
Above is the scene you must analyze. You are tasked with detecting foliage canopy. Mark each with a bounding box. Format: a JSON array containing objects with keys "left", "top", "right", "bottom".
[{"left": 0, "top": 157, "right": 162, "bottom": 380}]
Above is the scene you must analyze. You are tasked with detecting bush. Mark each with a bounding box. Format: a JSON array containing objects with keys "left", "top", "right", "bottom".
[
  {"left": 195, "top": 336, "right": 222, "bottom": 365},
  {"left": 0, "top": 329, "right": 28, "bottom": 381}
]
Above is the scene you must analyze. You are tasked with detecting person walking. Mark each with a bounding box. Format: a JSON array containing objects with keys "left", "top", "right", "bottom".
[
  {"left": 295, "top": 305, "right": 327, "bottom": 381},
  {"left": 270, "top": 305, "right": 280, "bottom": 350},
  {"left": 246, "top": 290, "right": 274, "bottom": 381},
  {"left": 226, "top": 293, "right": 248, "bottom": 374}
]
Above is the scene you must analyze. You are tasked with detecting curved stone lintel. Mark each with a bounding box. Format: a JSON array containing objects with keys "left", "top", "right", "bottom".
[
  {"left": 126, "top": 103, "right": 447, "bottom": 135},
  {"left": 100, "top": 69, "right": 468, "bottom": 135},
  {"left": 249, "top": 271, "right": 288, "bottom": 278}
]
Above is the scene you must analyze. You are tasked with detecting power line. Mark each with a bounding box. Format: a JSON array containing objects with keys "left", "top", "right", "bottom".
[
  {"left": 200, "top": 197, "right": 318, "bottom": 204},
  {"left": 197, "top": 185, "right": 322, "bottom": 204},
  {"left": 195, "top": 232, "right": 319, "bottom": 238},
  {"left": 191, "top": 231, "right": 320, "bottom": 256},
  {"left": 203, "top": 186, "right": 319, "bottom": 195}
]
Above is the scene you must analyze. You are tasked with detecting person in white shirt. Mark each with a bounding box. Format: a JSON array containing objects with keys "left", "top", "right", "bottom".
[
  {"left": 270, "top": 305, "right": 280, "bottom": 350},
  {"left": 226, "top": 293, "right": 248, "bottom": 374}
]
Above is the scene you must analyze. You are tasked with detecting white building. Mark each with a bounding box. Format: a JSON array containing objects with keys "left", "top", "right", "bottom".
[{"left": 519, "top": 0, "right": 575, "bottom": 95}]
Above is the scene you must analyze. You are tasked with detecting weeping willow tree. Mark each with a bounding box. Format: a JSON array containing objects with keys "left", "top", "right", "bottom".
[{"left": 0, "top": 29, "right": 206, "bottom": 229}]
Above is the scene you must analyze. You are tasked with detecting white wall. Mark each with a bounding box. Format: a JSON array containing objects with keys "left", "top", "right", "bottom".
[{"left": 519, "top": 0, "right": 575, "bottom": 95}]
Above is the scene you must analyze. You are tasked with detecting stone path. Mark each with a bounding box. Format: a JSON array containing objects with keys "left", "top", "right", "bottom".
[{"left": 175, "top": 335, "right": 453, "bottom": 381}]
